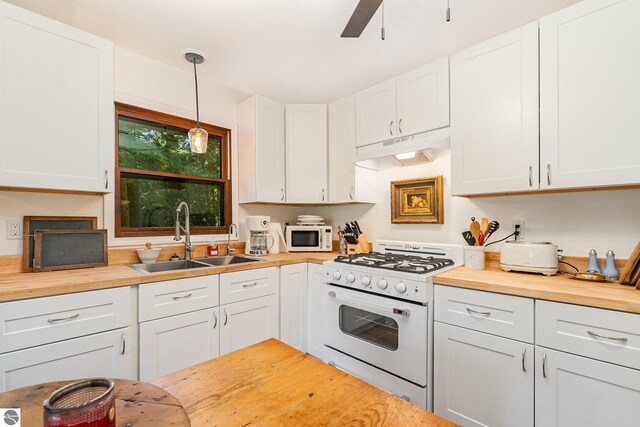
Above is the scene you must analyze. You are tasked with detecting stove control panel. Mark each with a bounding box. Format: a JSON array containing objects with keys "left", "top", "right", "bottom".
[{"left": 323, "top": 263, "right": 430, "bottom": 303}]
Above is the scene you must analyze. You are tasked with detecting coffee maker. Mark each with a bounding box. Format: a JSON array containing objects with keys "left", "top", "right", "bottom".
[{"left": 245, "top": 216, "right": 275, "bottom": 256}]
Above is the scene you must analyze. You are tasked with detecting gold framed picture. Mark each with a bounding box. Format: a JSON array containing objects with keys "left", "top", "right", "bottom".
[{"left": 390, "top": 176, "right": 444, "bottom": 224}]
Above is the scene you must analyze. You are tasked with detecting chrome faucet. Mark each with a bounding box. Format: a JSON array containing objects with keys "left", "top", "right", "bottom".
[
  {"left": 227, "top": 223, "right": 237, "bottom": 255},
  {"left": 174, "top": 202, "right": 193, "bottom": 260}
]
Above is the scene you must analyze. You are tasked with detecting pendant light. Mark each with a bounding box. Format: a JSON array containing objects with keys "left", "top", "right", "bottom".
[{"left": 184, "top": 50, "right": 207, "bottom": 153}]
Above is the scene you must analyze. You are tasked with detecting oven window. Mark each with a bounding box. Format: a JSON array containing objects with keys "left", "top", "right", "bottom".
[
  {"left": 339, "top": 305, "right": 399, "bottom": 351},
  {"left": 291, "top": 230, "right": 320, "bottom": 247}
]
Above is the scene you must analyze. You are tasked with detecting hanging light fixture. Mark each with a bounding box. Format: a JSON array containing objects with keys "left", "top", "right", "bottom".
[{"left": 184, "top": 50, "right": 207, "bottom": 153}]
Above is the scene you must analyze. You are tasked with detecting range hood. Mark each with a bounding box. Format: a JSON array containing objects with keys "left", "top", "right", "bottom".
[{"left": 355, "top": 127, "right": 450, "bottom": 162}]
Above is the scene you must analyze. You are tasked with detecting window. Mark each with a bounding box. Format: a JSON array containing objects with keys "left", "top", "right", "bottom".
[{"left": 115, "top": 103, "right": 232, "bottom": 237}]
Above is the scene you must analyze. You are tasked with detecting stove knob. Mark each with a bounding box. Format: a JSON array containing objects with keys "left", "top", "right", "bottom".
[
  {"left": 346, "top": 273, "right": 355, "bottom": 283},
  {"left": 377, "top": 279, "right": 388, "bottom": 290},
  {"left": 395, "top": 282, "right": 407, "bottom": 294},
  {"left": 332, "top": 271, "right": 342, "bottom": 280},
  {"left": 361, "top": 276, "right": 371, "bottom": 287}
]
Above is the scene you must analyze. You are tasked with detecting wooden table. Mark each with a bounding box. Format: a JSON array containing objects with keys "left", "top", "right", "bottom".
[
  {"left": 153, "top": 339, "right": 457, "bottom": 426},
  {"left": 0, "top": 379, "right": 190, "bottom": 426}
]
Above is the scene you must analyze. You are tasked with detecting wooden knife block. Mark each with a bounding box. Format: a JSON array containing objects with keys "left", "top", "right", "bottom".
[{"left": 347, "top": 234, "right": 371, "bottom": 255}]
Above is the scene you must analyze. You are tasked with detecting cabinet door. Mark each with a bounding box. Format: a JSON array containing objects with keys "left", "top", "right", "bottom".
[
  {"left": 0, "top": 327, "right": 134, "bottom": 392},
  {"left": 540, "top": 0, "right": 640, "bottom": 190},
  {"left": 0, "top": 2, "right": 113, "bottom": 193},
  {"left": 256, "top": 96, "right": 286, "bottom": 202},
  {"left": 535, "top": 347, "right": 640, "bottom": 427},
  {"left": 285, "top": 104, "right": 328, "bottom": 203},
  {"left": 307, "top": 264, "right": 326, "bottom": 359},
  {"left": 434, "top": 322, "right": 534, "bottom": 427},
  {"left": 450, "top": 22, "right": 539, "bottom": 196},
  {"left": 220, "top": 295, "right": 278, "bottom": 356},
  {"left": 279, "top": 263, "right": 308, "bottom": 352},
  {"left": 328, "top": 95, "right": 357, "bottom": 203},
  {"left": 396, "top": 57, "right": 449, "bottom": 137},
  {"left": 355, "top": 78, "right": 397, "bottom": 147},
  {"left": 139, "top": 308, "right": 220, "bottom": 381}
]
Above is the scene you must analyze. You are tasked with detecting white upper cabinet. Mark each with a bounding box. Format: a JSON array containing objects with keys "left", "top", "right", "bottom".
[
  {"left": 328, "top": 95, "right": 376, "bottom": 204},
  {"left": 0, "top": 1, "right": 114, "bottom": 193},
  {"left": 396, "top": 57, "right": 449, "bottom": 137},
  {"left": 540, "top": 0, "right": 640, "bottom": 190},
  {"left": 285, "top": 104, "right": 328, "bottom": 203},
  {"left": 451, "top": 22, "right": 539, "bottom": 196},
  {"left": 355, "top": 57, "right": 449, "bottom": 148},
  {"left": 355, "top": 78, "right": 397, "bottom": 147},
  {"left": 238, "top": 95, "right": 286, "bottom": 203}
]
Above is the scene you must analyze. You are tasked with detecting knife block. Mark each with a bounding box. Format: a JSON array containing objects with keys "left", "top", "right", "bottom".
[{"left": 346, "top": 234, "right": 371, "bottom": 255}]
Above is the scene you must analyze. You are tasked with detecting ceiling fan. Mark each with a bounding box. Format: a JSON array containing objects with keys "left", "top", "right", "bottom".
[{"left": 341, "top": 0, "right": 451, "bottom": 39}]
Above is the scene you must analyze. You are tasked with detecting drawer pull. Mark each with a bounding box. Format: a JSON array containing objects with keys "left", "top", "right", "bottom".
[
  {"left": 120, "top": 333, "right": 126, "bottom": 355},
  {"left": 587, "top": 330, "right": 628, "bottom": 343},
  {"left": 243, "top": 282, "right": 258, "bottom": 288},
  {"left": 522, "top": 348, "right": 526, "bottom": 372},
  {"left": 466, "top": 308, "right": 491, "bottom": 317},
  {"left": 47, "top": 313, "right": 80, "bottom": 323},
  {"left": 172, "top": 293, "right": 193, "bottom": 301},
  {"left": 213, "top": 311, "right": 218, "bottom": 329},
  {"left": 223, "top": 309, "right": 228, "bottom": 326},
  {"left": 542, "top": 352, "right": 547, "bottom": 378}
]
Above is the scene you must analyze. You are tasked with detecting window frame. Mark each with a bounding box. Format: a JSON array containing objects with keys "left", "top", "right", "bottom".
[{"left": 114, "top": 102, "right": 232, "bottom": 238}]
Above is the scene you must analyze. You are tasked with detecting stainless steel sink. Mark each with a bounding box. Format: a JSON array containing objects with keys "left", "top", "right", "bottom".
[
  {"left": 129, "top": 256, "right": 261, "bottom": 274},
  {"left": 129, "top": 259, "right": 210, "bottom": 274},
  {"left": 194, "top": 255, "right": 261, "bottom": 266}
]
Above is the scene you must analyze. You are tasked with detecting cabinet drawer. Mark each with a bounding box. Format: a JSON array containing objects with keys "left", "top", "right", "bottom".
[
  {"left": 220, "top": 267, "right": 278, "bottom": 305},
  {"left": 536, "top": 301, "right": 640, "bottom": 370},
  {"left": 0, "top": 287, "right": 131, "bottom": 354},
  {"left": 139, "top": 275, "right": 219, "bottom": 322},
  {"left": 434, "top": 285, "right": 534, "bottom": 343}
]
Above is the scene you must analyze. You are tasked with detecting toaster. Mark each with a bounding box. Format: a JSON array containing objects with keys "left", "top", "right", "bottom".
[{"left": 500, "top": 241, "right": 559, "bottom": 276}]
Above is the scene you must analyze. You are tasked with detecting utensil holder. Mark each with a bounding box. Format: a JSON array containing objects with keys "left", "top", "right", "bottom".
[
  {"left": 346, "top": 234, "right": 371, "bottom": 255},
  {"left": 464, "top": 246, "right": 485, "bottom": 270}
]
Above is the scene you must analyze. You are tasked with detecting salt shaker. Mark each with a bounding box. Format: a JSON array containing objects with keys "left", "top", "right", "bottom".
[
  {"left": 587, "top": 249, "right": 600, "bottom": 273},
  {"left": 603, "top": 250, "right": 620, "bottom": 280}
]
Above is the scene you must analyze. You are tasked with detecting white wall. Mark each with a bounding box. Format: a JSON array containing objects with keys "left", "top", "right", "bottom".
[
  {"left": 314, "top": 150, "right": 640, "bottom": 259},
  {"left": 0, "top": 46, "right": 253, "bottom": 255}
]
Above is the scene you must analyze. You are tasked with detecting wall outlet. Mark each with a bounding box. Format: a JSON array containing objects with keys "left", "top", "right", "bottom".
[
  {"left": 512, "top": 220, "right": 525, "bottom": 240},
  {"left": 6, "top": 219, "right": 22, "bottom": 240}
]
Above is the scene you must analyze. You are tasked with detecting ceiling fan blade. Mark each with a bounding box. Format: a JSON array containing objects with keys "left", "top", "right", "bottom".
[{"left": 341, "top": 0, "right": 384, "bottom": 38}]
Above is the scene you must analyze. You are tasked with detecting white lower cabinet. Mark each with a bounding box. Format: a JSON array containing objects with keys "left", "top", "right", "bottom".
[
  {"left": 306, "top": 263, "right": 326, "bottom": 359},
  {"left": 535, "top": 347, "right": 640, "bottom": 427},
  {"left": 220, "top": 294, "right": 279, "bottom": 356},
  {"left": 0, "top": 327, "right": 134, "bottom": 392},
  {"left": 138, "top": 308, "right": 220, "bottom": 381},
  {"left": 280, "top": 263, "right": 308, "bottom": 352},
  {"left": 434, "top": 322, "right": 534, "bottom": 427}
]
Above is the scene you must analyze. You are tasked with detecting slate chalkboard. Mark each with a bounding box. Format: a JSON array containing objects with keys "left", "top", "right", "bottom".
[
  {"left": 23, "top": 216, "right": 97, "bottom": 272},
  {"left": 33, "top": 229, "right": 107, "bottom": 272}
]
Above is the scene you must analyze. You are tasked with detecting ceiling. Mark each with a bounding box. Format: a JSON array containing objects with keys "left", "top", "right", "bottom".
[{"left": 7, "top": 0, "right": 580, "bottom": 103}]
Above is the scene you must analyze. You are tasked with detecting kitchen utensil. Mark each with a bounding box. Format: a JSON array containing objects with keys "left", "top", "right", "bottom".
[
  {"left": 619, "top": 241, "right": 640, "bottom": 285},
  {"left": 484, "top": 221, "right": 500, "bottom": 242},
  {"left": 344, "top": 223, "right": 353, "bottom": 235},
  {"left": 572, "top": 271, "right": 608, "bottom": 282},
  {"left": 477, "top": 231, "right": 485, "bottom": 246},
  {"left": 354, "top": 221, "right": 363, "bottom": 235},
  {"left": 351, "top": 222, "right": 360, "bottom": 238},
  {"left": 469, "top": 221, "right": 481, "bottom": 246},
  {"left": 481, "top": 218, "right": 489, "bottom": 235},
  {"left": 500, "top": 241, "right": 559, "bottom": 276},
  {"left": 462, "top": 230, "right": 476, "bottom": 246},
  {"left": 344, "top": 234, "right": 358, "bottom": 245}
]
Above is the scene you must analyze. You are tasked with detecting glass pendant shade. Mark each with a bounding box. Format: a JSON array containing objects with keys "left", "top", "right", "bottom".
[{"left": 188, "top": 127, "right": 208, "bottom": 153}]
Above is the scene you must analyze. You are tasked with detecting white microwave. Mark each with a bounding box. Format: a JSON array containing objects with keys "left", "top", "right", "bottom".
[{"left": 286, "top": 225, "right": 332, "bottom": 252}]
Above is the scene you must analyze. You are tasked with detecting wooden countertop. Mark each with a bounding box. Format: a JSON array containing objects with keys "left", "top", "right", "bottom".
[
  {"left": 434, "top": 267, "right": 640, "bottom": 314},
  {"left": 0, "top": 252, "right": 337, "bottom": 303},
  {"left": 152, "top": 339, "right": 456, "bottom": 427}
]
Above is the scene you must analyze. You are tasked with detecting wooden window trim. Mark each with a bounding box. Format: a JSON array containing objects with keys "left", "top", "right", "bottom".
[{"left": 115, "top": 102, "right": 232, "bottom": 238}]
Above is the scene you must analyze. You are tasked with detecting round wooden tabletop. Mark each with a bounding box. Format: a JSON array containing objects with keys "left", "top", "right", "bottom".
[{"left": 0, "top": 379, "right": 190, "bottom": 426}]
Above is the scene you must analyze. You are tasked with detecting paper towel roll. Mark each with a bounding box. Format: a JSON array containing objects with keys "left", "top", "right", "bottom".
[{"left": 268, "top": 223, "right": 287, "bottom": 254}]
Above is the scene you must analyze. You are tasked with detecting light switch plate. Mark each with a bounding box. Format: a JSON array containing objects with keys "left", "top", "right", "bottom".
[{"left": 6, "top": 219, "right": 22, "bottom": 240}]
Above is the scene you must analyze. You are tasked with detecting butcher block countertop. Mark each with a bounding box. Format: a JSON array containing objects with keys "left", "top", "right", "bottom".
[
  {"left": 0, "top": 252, "right": 337, "bottom": 303},
  {"left": 434, "top": 267, "right": 640, "bottom": 314},
  {"left": 152, "top": 339, "right": 457, "bottom": 427}
]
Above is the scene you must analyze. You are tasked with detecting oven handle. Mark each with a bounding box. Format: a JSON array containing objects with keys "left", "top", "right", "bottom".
[{"left": 328, "top": 290, "right": 411, "bottom": 317}]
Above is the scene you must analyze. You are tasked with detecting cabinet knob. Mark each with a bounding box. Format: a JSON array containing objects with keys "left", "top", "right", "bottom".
[
  {"left": 280, "top": 188, "right": 285, "bottom": 201},
  {"left": 528, "top": 166, "right": 533, "bottom": 187},
  {"left": 104, "top": 170, "right": 109, "bottom": 189},
  {"left": 546, "top": 164, "right": 551, "bottom": 186}
]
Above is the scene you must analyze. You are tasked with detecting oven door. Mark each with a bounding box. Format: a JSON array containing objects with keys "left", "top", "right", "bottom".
[
  {"left": 287, "top": 228, "right": 321, "bottom": 252},
  {"left": 324, "top": 285, "right": 428, "bottom": 386}
]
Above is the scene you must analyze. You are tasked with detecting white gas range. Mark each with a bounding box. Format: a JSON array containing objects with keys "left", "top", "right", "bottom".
[{"left": 322, "top": 240, "right": 463, "bottom": 410}]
